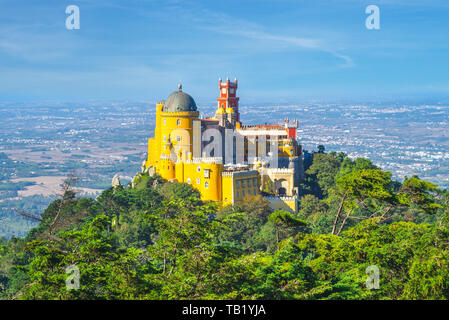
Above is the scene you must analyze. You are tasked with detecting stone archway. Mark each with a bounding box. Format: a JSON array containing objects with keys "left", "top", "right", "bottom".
[{"left": 275, "top": 179, "right": 289, "bottom": 196}]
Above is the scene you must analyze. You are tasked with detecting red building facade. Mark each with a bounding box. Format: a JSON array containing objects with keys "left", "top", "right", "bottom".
[{"left": 217, "top": 77, "right": 240, "bottom": 122}]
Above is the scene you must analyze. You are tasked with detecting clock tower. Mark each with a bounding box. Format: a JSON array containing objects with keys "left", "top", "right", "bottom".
[{"left": 217, "top": 77, "right": 240, "bottom": 122}]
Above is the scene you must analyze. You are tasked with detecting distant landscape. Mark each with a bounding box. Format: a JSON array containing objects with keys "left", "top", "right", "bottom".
[{"left": 1, "top": 102, "right": 448, "bottom": 239}]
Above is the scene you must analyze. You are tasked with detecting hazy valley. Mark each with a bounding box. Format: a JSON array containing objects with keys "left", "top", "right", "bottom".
[{"left": 1, "top": 101, "right": 448, "bottom": 239}]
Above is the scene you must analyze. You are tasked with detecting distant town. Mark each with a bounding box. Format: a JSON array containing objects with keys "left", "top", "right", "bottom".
[{"left": 0, "top": 101, "right": 448, "bottom": 238}]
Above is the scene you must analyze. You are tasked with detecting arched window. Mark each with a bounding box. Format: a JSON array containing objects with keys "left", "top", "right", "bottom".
[
  {"left": 196, "top": 178, "right": 201, "bottom": 185},
  {"left": 278, "top": 187, "right": 286, "bottom": 196},
  {"left": 177, "top": 119, "right": 181, "bottom": 126},
  {"left": 205, "top": 181, "right": 209, "bottom": 189}
]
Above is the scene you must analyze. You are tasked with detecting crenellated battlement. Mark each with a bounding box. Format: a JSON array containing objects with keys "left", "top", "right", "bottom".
[
  {"left": 264, "top": 196, "right": 298, "bottom": 201},
  {"left": 182, "top": 157, "right": 223, "bottom": 165},
  {"left": 160, "top": 154, "right": 173, "bottom": 160},
  {"left": 261, "top": 168, "right": 294, "bottom": 174},
  {"left": 222, "top": 170, "right": 258, "bottom": 177},
  {"left": 160, "top": 111, "right": 200, "bottom": 117}
]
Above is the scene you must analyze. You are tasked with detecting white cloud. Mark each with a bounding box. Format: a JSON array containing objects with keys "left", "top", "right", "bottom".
[{"left": 175, "top": 4, "right": 355, "bottom": 69}]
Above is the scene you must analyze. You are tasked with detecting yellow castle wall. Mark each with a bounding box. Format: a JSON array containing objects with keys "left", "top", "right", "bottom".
[
  {"left": 234, "top": 175, "right": 260, "bottom": 203},
  {"left": 176, "top": 161, "right": 222, "bottom": 201},
  {"left": 159, "top": 110, "right": 199, "bottom": 158},
  {"left": 268, "top": 197, "right": 298, "bottom": 214},
  {"left": 221, "top": 171, "right": 260, "bottom": 206},
  {"left": 221, "top": 175, "right": 234, "bottom": 206}
]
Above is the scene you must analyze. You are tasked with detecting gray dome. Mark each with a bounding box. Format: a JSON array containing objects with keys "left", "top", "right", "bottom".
[{"left": 163, "top": 84, "right": 197, "bottom": 112}]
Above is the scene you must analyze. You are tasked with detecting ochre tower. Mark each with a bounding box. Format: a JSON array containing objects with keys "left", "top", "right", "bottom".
[
  {"left": 146, "top": 84, "right": 199, "bottom": 180},
  {"left": 145, "top": 84, "right": 224, "bottom": 202},
  {"left": 217, "top": 77, "right": 240, "bottom": 123}
]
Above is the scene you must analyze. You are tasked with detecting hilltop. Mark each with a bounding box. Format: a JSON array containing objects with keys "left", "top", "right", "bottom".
[{"left": 0, "top": 150, "right": 448, "bottom": 300}]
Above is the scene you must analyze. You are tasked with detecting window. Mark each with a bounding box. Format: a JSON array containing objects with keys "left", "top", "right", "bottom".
[
  {"left": 177, "top": 136, "right": 181, "bottom": 142},
  {"left": 163, "top": 119, "right": 166, "bottom": 126},
  {"left": 221, "top": 88, "right": 226, "bottom": 94},
  {"left": 196, "top": 178, "right": 200, "bottom": 185},
  {"left": 205, "top": 181, "right": 209, "bottom": 189},
  {"left": 177, "top": 119, "right": 181, "bottom": 126},
  {"left": 230, "top": 88, "right": 235, "bottom": 94},
  {"left": 242, "top": 190, "right": 245, "bottom": 197},
  {"left": 187, "top": 178, "right": 191, "bottom": 184},
  {"left": 236, "top": 191, "right": 239, "bottom": 199},
  {"left": 236, "top": 181, "right": 240, "bottom": 188},
  {"left": 242, "top": 180, "right": 246, "bottom": 188},
  {"left": 197, "top": 166, "right": 201, "bottom": 173},
  {"left": 253, "top": 188, "right": 257, "bottom": 195},
  {"left": 253, "top": 178, "right": 257, "bottom": 186},
  {"left": 204, "top": 169, "right": 210, "bottom": 178},
  {"left": 163, "top": 135, "right": 166, "bottom": 142},
  {"left": 248, "top": 179, "right": 252, "bottom": 187}
]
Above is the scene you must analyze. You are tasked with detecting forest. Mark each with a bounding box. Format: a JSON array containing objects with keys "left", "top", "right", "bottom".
[{"left": 0, "top": 150, "right": 448, "bottom": 300}]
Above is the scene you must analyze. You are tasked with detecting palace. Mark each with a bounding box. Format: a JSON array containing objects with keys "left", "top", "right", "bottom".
[{"left": 142, "top": 78, "right": 304, "bottom": 213}]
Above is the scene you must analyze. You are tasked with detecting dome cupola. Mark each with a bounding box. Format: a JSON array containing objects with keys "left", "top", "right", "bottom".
[{"left": 162, "top": 84, "right": 197, "bottom": 112}]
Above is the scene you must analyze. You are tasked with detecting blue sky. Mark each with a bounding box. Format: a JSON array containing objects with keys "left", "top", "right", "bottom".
[{"left": 0, "top": 0, "right": 449, "bottom": 103}]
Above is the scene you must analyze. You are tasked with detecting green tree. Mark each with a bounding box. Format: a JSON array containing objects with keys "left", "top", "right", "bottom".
[
  {"left": 398, "top": 176, "right": 442, "bottom": 215},
  {"left": 216, "top": 195, "right": 273, "bottom": 252},
  {"left": 331, "top": 169, "right": 395, "bottom": 235},
  {"left": 18, "top": 216, "right": 150, "bottom": 300},
  {"left": 303, "top": 153, "right": 343, "bottom": 198},
  {"left": 298, "top": 194, "right": 330, "bottom": 234},
  {"left": 268, "top": 210, "right": 307, "bottom": 247},
  {"left": 146, "top": 197, "right": 221, "bottom": 298},
  {"left": 157, "top": 181, "right": 200, "bottom": 200}
]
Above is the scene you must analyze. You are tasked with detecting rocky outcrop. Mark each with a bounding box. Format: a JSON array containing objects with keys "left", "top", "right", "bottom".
[{"left": 112, "top": 174, "right": 121, "bottom": 187}]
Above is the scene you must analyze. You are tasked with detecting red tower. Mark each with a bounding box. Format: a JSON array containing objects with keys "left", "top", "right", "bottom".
[
  {"left": 217, "top": 77, "right": 240, "bottom": 122},
  {"left": 284, "top": 118, "right": 298, "bottom": 139}
]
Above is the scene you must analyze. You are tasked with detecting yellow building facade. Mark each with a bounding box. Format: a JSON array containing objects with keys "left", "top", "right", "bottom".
[
  {"left": 145, "top": 84, "right": 226, "bottom": 203},
  {"left": 143, "top": 81, "right": 304, "bottom": 213}
]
